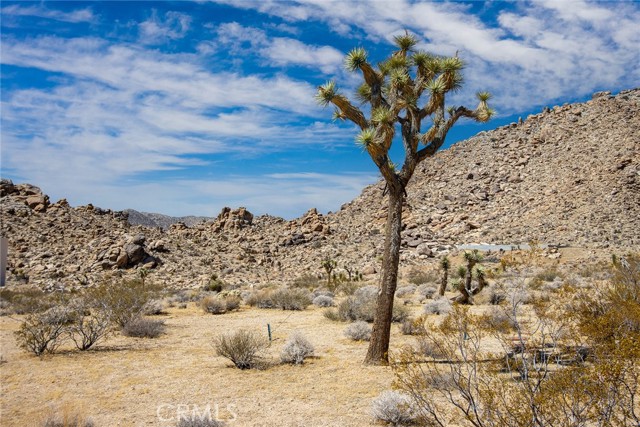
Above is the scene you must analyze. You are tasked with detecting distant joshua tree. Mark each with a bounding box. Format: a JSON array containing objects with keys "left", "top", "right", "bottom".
[{"left": 316, "top": 32, "right": 493, "bottom": 364}]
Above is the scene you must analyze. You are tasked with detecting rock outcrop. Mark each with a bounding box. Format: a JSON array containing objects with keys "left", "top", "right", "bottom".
[{"left": 1, "top": 88, "right": 638, "bottom": 291}]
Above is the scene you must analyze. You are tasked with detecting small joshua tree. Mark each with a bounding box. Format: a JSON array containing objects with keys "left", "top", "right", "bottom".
[
  {"left": 438, "top": 256, "right": 450, "bottom": 297},
  {"left": 317, "top": 32, "right": 493, "bottom": 364},
  {"left": 321, "top": 258, "right": 337, "bottom": 290},
  {"left": 455, "top": 250, "right": 486, "bottom": 304}
]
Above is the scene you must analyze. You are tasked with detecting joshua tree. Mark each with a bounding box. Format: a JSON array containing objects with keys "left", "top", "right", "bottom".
[
  {"left": 438, "top": 256, "right": 450, "bottom": 297},
  {"left": 456, "top": 250, "right": 484, "bottom": 304},
  {"left": 316, "top": 33, "right": 493, "bottom": 364},
  {"left": 321, "top": 258, "right": 337, "bottom": 289}
]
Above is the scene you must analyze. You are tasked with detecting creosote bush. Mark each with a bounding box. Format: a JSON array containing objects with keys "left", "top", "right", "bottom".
[
  {"left": 15, "top": 306, "right": 71, "bottom": 356},
  {"left": 344, "top": 321, "right": 372, "bottom": 341},
  {"left": 88, "top": 278, "right": 159, "bottom": 328},
  {"left": 246, "top": 288, "right": 311, "bottom": 311},
  {"left": 392, "top": 255, "right": 640, "bottom": 427},
  {"left": 280, "top": 332, "right": 314, "bottom": 365},
  {"left": 122, "top": 317, "right": 165, "bottom": 338},
  {"left": 67, "top": 307, "right": 112, "bottom": 351},
  {"left": 214, "top": 329, "right": 268, "bottom": 370}
]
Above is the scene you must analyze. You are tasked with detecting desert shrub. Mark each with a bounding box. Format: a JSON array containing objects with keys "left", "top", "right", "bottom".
[
  {"left": 88, "top": 279, "right": 158, "bottom": 328},
  {"left": 42, "top": 414, "right": 95, "bottom": 427},
  {"left": 270, "top": 288, "right": 311, "bottom": 310},
  {"left": 344, "top": 321, "right": 372, "bottom": 341},
  {"left": 280, "top": 332, "right": 314, "bottom": 365},
  {"left": 0, "top": 287, "right": 52, "bottom": 315},
  {"left": 400, "top": 317, "right": 424, "bottom": 336},
  {"left": 405, "top": 267, "right": 437, "bottom": 285},
  {"left": 313, "top": 295, "right": 334, "bottom": 307},
  {"left": 354, "top": 285, "right": 378, "bottom": 300},
  {"left": 291, "top": 273, "right": 321, "bottom": 289},
  {"left": 424, "top": 298, "right": 452, "bottom": 315},
  {"left": 15, "top": 307, "right": 70, "bottom": 356},
  {"left": 223, "top": 295, "right": 241, "bottom": 312},
  {"left": 332, "top": 294, "right": 408, "bottom": 323},
  {"left": 416, "top": 285, "right": 437, "bottom": 300},
  {"left": 529, "top": 267, "right": 562, "bottom": 290},
  {"left": 213, "top": 329, "right": 268, "bottom": 370},
  {"left": 67, "top": 308, "right": 112, "bottom": 351},
  {"left": 323, "top": 308, "right": 341, "bottom": 321},
  {"left": 143, "top": 299, "right": 165, "bottom": 315},
  {"left": 203, "top": 275, "right": 225, "bottom": 293},
  {"left": 122, "top": 317, "right": 165, "bottom": 338},
  {"left": 244, "top": 290, "right": 274, "bottom": 308},
  {"left": 201, "top": 296, "right": 227, "bottom": 314},
  {"left": 176, "top": 417, "right": 225, "bottom": 427},
  {"left": 416, "top": 336, "right": 448, "bottom": 359},
  {"left": 395, "top": 285, "right": 417, "bottom": 297},
  {"left": 312, "top": 289, "right": 334, "bottom": 298},
  {"left": 371, "top": 390, "right": 417, "bottom": 426}
]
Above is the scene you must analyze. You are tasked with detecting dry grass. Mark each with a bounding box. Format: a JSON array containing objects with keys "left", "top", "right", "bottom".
[{"left": 0, "top": 301, "right": 421, "bottom": 426}]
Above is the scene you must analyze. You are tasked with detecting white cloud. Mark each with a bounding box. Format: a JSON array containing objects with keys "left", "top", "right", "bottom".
[
  {"left": 138, "top": 10, "right": 192, "bottom": 44},
  {"left": 213, "top": 22, "right": 344, "bottom": 73},
  {"left": 216, "top": 0, "right": 640, "bottom": 112},
  {"left": 0, "top": 4, "right": 95, "bottom": 23}
]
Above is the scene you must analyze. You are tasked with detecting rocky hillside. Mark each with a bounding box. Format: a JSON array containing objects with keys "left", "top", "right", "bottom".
[
  {"left": 123, "top": 209, "right": 211, "bottom": 229},
  {"left": 1, "top": 88, "right": 638, "bottom": 291}
]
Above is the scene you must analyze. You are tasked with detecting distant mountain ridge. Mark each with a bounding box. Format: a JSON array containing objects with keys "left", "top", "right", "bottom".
[{"left": 123, "top": 209, "right": 211, "bottom": 229}]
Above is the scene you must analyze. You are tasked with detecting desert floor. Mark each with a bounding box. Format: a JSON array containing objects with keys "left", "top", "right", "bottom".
[{"left": 0, "top": 302, "right": 424, "bottom": 427}]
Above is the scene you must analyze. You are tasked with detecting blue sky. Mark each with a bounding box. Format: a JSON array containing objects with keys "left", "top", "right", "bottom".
[{"left": 1, "top": 1, "right": 639, "bottom": 218}]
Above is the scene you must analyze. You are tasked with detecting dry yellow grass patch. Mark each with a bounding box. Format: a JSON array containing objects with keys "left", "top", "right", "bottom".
[{"left": 1, "top": 303, "right": 421, "bottom": 426}]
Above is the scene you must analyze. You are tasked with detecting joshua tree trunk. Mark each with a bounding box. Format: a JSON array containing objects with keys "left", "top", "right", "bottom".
[
  {"left": 438, "top": 267, "right": 449, "bottom": 297},
  {"left": 364, "top": 186, "right": 404, "bottom": 364}
]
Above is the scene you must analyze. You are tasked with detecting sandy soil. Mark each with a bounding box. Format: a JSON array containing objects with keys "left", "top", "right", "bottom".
[{"left": 0, "top": 303, "right": 423, "bottom": 427}]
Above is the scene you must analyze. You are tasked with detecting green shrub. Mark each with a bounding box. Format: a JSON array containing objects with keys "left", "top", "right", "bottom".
[
  {"left": 67, "top": 308, "right": 112, "bottom": 351},
  {"left": 14, "top": 307, "right": 70, "bottom": 356},
  {"left": 203, "top": 275, "right": 225, "bottom": 293},
  {"left": 213, "top": 329, "right": 268, "bottom": 370},
  {"left": 88, "top": 279, "right": 159, "bottom": 328},
  {"left": 246, "top": 288, "right": 311, "bottom": 311}
]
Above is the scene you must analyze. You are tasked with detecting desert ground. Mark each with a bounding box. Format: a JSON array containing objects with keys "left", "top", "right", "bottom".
[{"left": 1, "top": 299, "right": 421, "bottom": 426}]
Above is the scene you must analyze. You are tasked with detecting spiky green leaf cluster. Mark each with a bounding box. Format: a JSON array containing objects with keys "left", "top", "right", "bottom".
[
  {"left": 332, "top": 109, "right": 346, "bottom": 121},
  {"left": 389, "top": 68, "right": 410, "bottom": 87},
  {"left": 345, "top": 47, "right": 368, "bottom": 72},
  {"left": 356, "top": 127, "right": 376, "bottom": 147},
  {"left": 475, "top": 91, "right": 494, "bottom": 122},
  {"left": 356, "top": 83, "right": 372, "bottom": 103},
  {"left": 315, "top": 80, "right": 337, "bottom": 106},
  {"left": 394, "top": 32, "right": 418, "bottom": 52},
  {"left": 371, "top": 106, "right": 394, "bottom": 125}
]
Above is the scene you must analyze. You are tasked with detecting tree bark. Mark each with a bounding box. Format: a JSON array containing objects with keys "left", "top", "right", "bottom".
[
  {"left": 438, "top": 269, "right": 448, "bottom": 297},
  {"left": 364, "top": 186, "right": 404, "bottom": 365}
]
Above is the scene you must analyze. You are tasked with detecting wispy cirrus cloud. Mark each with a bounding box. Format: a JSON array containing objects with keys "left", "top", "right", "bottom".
[
  {"left": 0, "top": 3, "right": 95, "bottom": 24},
  {"left": 215, "top": 0, "right": 640, "bottom": 111},
  {"left": 212, "top": 22, "right": 344, "bottom": 73},
  {"left": 0, "top": 31, "right": 352, "bottom": 215},
  {"left": 138, "top": 10, "right": 192, "bottom": 44}
]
